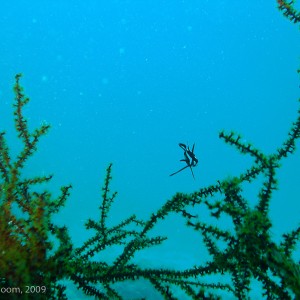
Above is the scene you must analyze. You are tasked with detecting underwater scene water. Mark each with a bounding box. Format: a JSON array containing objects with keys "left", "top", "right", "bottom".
[{"left": 0, "top": 1, "right": 299, "bottom": 299}]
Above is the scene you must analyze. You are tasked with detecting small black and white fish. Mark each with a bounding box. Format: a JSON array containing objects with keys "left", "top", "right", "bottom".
[{"left": 170, "top": 143, "right": 198, "bottom": 179}]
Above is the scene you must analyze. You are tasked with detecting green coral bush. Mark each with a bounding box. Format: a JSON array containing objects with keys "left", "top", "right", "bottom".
[{"left": 0, "top": 1, "right": 299, "bottom": 299}]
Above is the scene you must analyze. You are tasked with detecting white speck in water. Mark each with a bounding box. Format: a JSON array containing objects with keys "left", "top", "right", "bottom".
[
  {"left": 102, "top": 78, "right": 109, "bottom": 85},
  {"left": 41, "top": 75, "right": 48, "bottom": 82}
]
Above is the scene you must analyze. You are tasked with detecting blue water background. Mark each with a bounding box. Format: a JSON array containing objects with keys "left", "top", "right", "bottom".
[{"left": 0, "top": 1, "right": 299, "bottom": 299}]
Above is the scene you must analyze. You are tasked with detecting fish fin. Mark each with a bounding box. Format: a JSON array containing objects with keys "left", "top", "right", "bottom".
[
  {"left": 169, "top": 165, "right": 189, "bottom": 177},
  {"left": 189, "top": 166, "right": 195, "bottom": 180}
]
